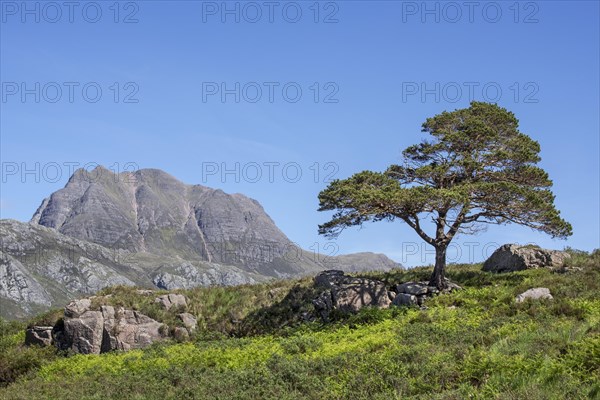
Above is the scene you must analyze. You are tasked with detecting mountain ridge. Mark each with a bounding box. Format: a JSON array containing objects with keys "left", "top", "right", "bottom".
[{"left": 1, "top": 166, "right": 401, "bottom": 319}]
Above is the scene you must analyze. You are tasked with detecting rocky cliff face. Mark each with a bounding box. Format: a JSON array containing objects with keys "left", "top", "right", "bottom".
[
  {"left": 1, "top": 166, "right": 401, "bottom": 319},
  {"left": 0, "top": 219, "right": 261, "bottom": 319},
  {"left": 31, "top": 167, "right": 291, "bottom": 264}
]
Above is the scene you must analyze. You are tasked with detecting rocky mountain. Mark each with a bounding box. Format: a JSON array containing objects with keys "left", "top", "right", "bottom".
[
  {"left": 0, "top": 219, "right": 261, "bottom": 319},
  {"left": 1, "top": 166, "right": 401, "bottom": 319}
]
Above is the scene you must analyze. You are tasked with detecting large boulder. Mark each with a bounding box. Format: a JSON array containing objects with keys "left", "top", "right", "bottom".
[
  {"left": 483, "top": 244, "right": 570, "bottom": 273},
  {"left": 312, "top": 270, "right": 391, "bottom": 321},
  {"left": 62, "top": 309, "right": 105, "bottom": 354}
]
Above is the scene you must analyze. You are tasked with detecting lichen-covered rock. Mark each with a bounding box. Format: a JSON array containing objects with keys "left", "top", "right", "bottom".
[
  {"left": 483, "top": 244, "right": 570, "bottom": 273},
  {"left": 516, "top": 288, "right": 553, "bottom": 303}
]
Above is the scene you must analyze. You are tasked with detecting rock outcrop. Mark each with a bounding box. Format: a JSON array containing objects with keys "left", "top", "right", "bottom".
[
  {"left": 516, "top": 287, "right": 553, "bottom": 303},
  {"left": 312, "top": 271, "right": 463, "bottom": 320},
  {"left": 483, "top": 244, "right": 570, "bottom": 273},
  {"left": 154, "top": 293, "right": 188, "bottom": 310},
  {"left": 56, "top": 298, "right": 167, "bottom": 354},
  {"left": 25, "top": 294, "right": 199, "bottom": 354},
  {"left": 312, "top": 270, "right": 392, "bottom": 321}
]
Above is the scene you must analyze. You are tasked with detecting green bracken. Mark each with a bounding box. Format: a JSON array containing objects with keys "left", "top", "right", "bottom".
[{"left": 0, "top": 249, "right": 598, "bottom": 399}]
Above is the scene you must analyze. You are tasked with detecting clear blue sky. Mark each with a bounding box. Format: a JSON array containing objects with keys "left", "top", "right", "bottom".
[{"left": 1, "top": 1, "right": 599, "bottom": 266}]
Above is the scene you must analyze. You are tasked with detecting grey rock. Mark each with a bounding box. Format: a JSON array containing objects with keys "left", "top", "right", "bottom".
[
  {"left": 312, "top": 291, "right": 334, "bottom": 322},
  {"left": 483, "top": 244, "right": 570, "bottom": 273},
  {"left": 516, "top": 287, "right": 553, "bottom": 303},
  {"left": 63, "top": 309, "right": 105, "bottom": 354},
  {"left": 154, "top": 294, "right": 187, "bottom": 310},
  {"left": 0, "top": 219, "right": 142, "bottom": 319},
  {"left": 64, "top": 298, "right": 92, "bottom": 318},
  {"left": 442, "top": 280, "right": 463, "bottom": 292},
  {"left": 57, "top": 297, "right": 166, "bottom": 354},
  {"left": 178, "top": 313, "right": 197, "bottom": 333},
  {"left": 109, "top": 308, "right": 164, "bottom": 351},
  {"left": 173, "top": 327, "right": 189, "bottom": 341},
  {"left": 392, "top": 293, "right": 418, "bottom": 307},
  {"left": 314, "top": 270, "right": 347, "bottom": 289},
  {"left": 312, "top": 270, "right": 391, "bottom": 321},
  {"left": 397, "top": 282, "right": 428, "bottom": 295},
  {"left": 331, "top": 280, "right": 391, "bottom": 313},
  {"left": 25, "top": 326, "right": 54, "bottom": 346}
]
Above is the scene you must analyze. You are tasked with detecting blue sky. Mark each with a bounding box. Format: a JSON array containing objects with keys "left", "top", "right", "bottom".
[{"left": 1, "top": 0, "right": 599, "bottom": 266}]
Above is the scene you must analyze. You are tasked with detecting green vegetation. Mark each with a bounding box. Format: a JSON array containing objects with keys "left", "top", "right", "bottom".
[
  {"left": 318, "top": 102, "right": 572, "bottom": 289},
  {"left": 1, "top": 249, "right": 598, "bottom": 399}
]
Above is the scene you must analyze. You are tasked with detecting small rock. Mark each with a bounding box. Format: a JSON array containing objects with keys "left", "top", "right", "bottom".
[
  {"left": 397, "top": 282, "right": 428, "bottom": 295},
  {"left": 25, "top": 326, "right": 53, "bottom": 346},
  {"left": 387, "top": 291, "right": 396, "bottom": 301},
  {"left": 154, "top": 294, "right": 187, "bottom": 310},
  {"left": 268, "top": 287, "right": 285, "bottom": 299},
  {"left": 443, "top": 280, "right": 463, "bottom": 292},
  {"left": 64, "top": 298, "right": 92, "bottom": 318},
  {"left": 516, "top": 287, "right": 553, "bottom": 303},
  {"left": 426, "top": 286, "right": 440, "bottom": 294},
  {"left": 392, "top": 293, "right": 418, "bottom": 307},
  {"left": 173, "top": 327, "right": 189, "bottom": 341},
  {"left": 178, "top": 313, "right": 197, "bottom": 333}
]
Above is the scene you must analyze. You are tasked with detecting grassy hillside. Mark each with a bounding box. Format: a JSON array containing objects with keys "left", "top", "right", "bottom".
[{"left": 1, "top": 249, "right": 599, "bottom": 399}]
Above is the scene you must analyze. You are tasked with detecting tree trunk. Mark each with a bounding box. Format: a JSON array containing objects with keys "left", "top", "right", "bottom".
[{"left": 429, "top": 245, "right": 447, "bottom": 290}]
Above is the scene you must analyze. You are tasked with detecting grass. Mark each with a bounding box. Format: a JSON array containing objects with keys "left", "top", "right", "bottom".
[{"left": 0, "top": 249, "right": 598, "bottom": 399}]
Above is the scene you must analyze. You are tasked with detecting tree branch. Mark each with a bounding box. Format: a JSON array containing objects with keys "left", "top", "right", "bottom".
[{"left": 403, "top": 215, "right": 435, "bottom": 246}]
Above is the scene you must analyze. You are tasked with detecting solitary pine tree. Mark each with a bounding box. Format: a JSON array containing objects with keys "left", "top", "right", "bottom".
[{"left": 318, "top": 102, "right": 572, "bottom": 289}]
